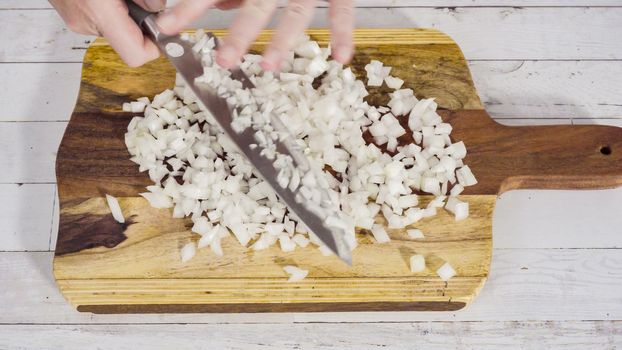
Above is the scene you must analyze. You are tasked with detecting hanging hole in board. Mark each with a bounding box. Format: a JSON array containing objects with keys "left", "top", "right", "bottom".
[{"left": 600, "top": 146, "right": 612, "bottom": 156}]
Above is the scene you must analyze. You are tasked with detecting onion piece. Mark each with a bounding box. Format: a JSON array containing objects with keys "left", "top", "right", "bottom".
[
  {"left": 140, "top": 192, "right": 173, "bottom": 209},
  {"left": 371, "top": 224, "right": 390, "bottom": 243},
  {"left": 385, "top": 76, "right": 404, "bottom": 90},
  {"left": 450, "top": 184, "right": 464, "bottom": 197},
  {"left": 436, "top": 262, "right": 456, "bottom": 281},
  {"left": 446, "top": 197, "right": 469, "bottom": 221},
  {"left": 104, "top": 194, "right": 125, "bottom": 224},
  {"left": 180, "top": 242, "right": 196, "bottom": 263},
  {"left": 456, "top": 165, "right": 478, "bottom": 187},
  {"left": 283, "top": 265, "right": 309, "bottom": 282},
  {"left": 410, "top": 254, "right": 426, "bottom": 273},
  {"left": 292, "top": 234, "right": 310, "bottom": 247},
  {"left": 407, "top": 229, "right": 424, "bottom": 239}
]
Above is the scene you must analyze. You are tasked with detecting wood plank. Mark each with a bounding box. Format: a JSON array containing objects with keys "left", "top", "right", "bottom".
[
  {"left": 494, "top": 187, "right": 622, "bottom": 249},
  {"left": 0, "top": 63, "right": 82, "bottom": 121},
  {"left": 0, "top": 10, "right": 94, "bottom": 62},
  {"left": 0, "top": 0, "right": 52, "bottom": 8},
  {"left": 0, "top": 184, "right": 55, "bottom": 251},
  {"left": 0, "top": 322, "right": 620, "bottom": 350},
  {"left": 4, "top": 1, "right": 622, "bottom": 9},
  {"left": 3, "top": 61, "right": 622, "bottom": 122},
  {"left": 469, "top": 61, "right": 622, "bottom": 119},
  {"left": 296, "top": 247, "right": 622, "bottom": 322},
  {"left": 0, "top": 122, "right": 66, "bottom": 183},
  {"left": 3, "top": 8, "right": 622, "bottom": 62},
  {"left": 2, "top": 250, "right": 622, "bottom": 323}
]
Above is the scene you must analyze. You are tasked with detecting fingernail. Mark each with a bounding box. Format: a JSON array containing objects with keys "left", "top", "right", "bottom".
[
  {"left": 145, "top": 0, "right": 166, "bottom": 11},
  {"left": 156, "top": 10, "right": 178, "bottom": 34},
  {"left": 334, "top": 45, "right": 353, "bottom": 63},
  {"left": 261, "top": 51, "right": 281, "bottom": 71},
  {"left": 216, "top": 45, "right": 237, "bottom": 69}
]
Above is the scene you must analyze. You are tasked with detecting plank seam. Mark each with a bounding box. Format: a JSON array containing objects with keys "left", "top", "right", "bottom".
[{"left": 0, "top": 320, "right": 620, "bottom": 325}]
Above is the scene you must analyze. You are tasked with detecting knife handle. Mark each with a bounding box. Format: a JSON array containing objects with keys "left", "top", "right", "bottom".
[
  {"left": 125, "top": 0, "right": 163, "bottom": 40},
  {"left": 125, "top": 0, "right": 155, "bottom": 28}
]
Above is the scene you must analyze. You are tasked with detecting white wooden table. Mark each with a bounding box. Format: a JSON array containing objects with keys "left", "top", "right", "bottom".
[{"left": 1, "top": 1, "right": 621, "bottom": 349}]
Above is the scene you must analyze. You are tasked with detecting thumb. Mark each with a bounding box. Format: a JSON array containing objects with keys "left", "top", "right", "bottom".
[{"left": 132, "top": 0, "right": 167, "bottom": 12}]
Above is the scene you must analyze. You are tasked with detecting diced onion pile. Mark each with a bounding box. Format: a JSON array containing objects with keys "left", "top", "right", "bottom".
[{"left": 123, "top": 30, "right": 477, "bottom": 282}]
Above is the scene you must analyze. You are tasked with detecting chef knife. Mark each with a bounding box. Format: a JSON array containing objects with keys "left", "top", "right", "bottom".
[{"left": 123, "top": 1, "right": 352, "bottom": 264}]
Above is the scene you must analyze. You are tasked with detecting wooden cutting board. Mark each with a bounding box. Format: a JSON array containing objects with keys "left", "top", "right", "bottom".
[{"left": 54, "top": 29, "right": 622, "bottom": 313}]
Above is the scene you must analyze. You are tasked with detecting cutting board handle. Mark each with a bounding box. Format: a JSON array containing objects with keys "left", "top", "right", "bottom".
[
  {"left": 496, "top": 122, "right": 622, "bottom": 193},
  {"left": 441, "top": 111, "right": 622, "bottom": 195}
]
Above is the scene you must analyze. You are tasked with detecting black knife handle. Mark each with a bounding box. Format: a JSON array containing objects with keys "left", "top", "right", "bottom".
[{"left": 125, "top": 0, "right": 155, "bottom": 28}]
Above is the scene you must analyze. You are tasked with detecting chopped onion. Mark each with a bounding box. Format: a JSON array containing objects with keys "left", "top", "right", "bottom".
[
  {"left": 105, "top": 194, "right": 125, "bottom": 224},
  {"left": 410, "top": 254, "right": 426, "bottom": 273},
  {"left": 407, "top": 229, "right": 424, "bottom": 239},
  {"left": 292, "top": 234, "right": 310, "bottom": 247},
  {"left": 283, "top": 265, "right": 309, "bottom": 282},
  {"left": 456, "top": 165, "right": 478, "bottom": 187},
  {"left": 385, "top": 76, "right": 404, "bottom": 89},
  {"left": 180, "top": 242, "right": 196, "bottom": 263},
  {"left": 445, "top": 197, "right": 469, "bottom": 221},
  {"left": 140, "top": 192, "right": 173, "bottom": 209},
  {"left": 436, "top": 261, "right": 456, "bottom": 281},
  {"left": 371, "top": 224, "right": 390, "bottom": 243},
  {"left": 278, "top": 236, "right": 296, "bottom": 252},
  {"left": 450, "top": 184, "right": 464, "bottom": 197},
  {"left": 123, "top": 33, "right": 477, "bottom": 278}
]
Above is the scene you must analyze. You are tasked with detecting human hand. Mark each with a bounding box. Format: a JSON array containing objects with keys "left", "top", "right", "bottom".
[
  {"left": 49, "top": 0, "right": 166, "bottom": 67},
  {"left": 157, "top": 0, "right": 355, "bottom": 70},
  {"left": 51, "top": 0, "right": 355, "bottom": 70}
]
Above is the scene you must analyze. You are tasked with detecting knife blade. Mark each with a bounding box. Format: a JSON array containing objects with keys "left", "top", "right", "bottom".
[{"left": 124, "top": 1, "right": 352, "bottom": 264}]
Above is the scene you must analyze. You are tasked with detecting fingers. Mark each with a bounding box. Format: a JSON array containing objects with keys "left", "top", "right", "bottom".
[
  {"left": 133, "top": 0, "right": 167, "bottom": 12},
  {"left": 96, "top": 1, "right": 160, "bottom": 67},
  {"left": 156, "top": 0, "right": 217, "bottom": 35},
  {"left": 49, "top": 0, "right": 99, "bottom": 35},
  {"left": 261, "top": 0, "right": 316, "bottom": 71},
  {"left": 217, "top": 0, "right": 278, "bottom": 69},
  {"left": 329, "top": 0, "right": 354, "bottom": 63},
  {"left": 216, "top": 0, "right": 242, "bottom": 10}
]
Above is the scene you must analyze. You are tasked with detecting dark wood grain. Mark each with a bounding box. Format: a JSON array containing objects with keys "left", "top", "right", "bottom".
[
  {"left": 56, "top": 213, "right": 132, "bottom": 255},
  {"left": 443, "top": 110, "right": 622, "bottom": 194},
  {"left": 78, "top": 301, "right": 465, "bottom": 314}
]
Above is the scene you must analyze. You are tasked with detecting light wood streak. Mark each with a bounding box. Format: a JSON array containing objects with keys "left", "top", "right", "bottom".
[{"left": 1, "top": 321, "right": 620, "bottom": 350}]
